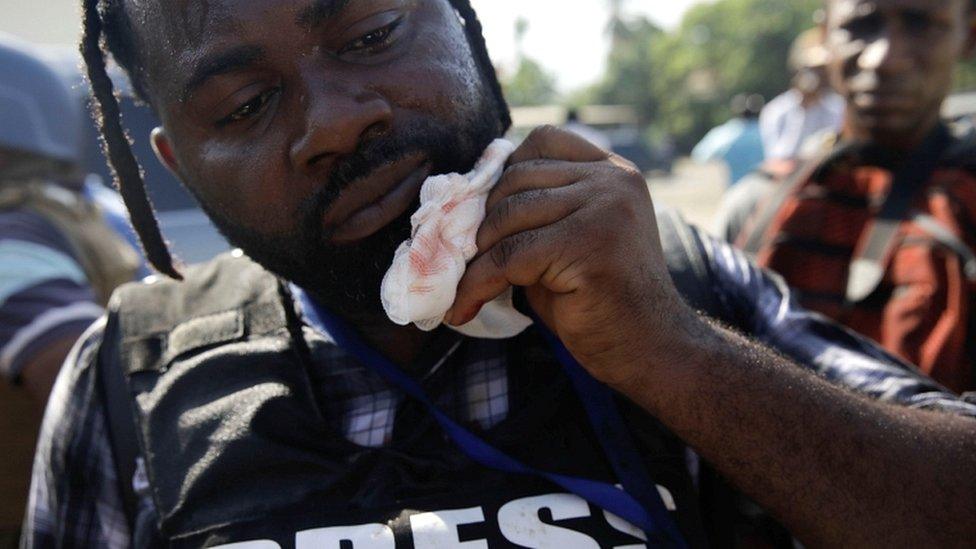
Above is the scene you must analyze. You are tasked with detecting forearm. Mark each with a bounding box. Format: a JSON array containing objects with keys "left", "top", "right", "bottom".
[{"left": 614, "top": 311, "right": 976, "bottom": 547}]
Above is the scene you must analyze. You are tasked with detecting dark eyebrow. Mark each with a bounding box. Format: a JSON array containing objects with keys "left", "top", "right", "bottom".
[
  {"left": 181, "top": 45, "right": 266, "bottom": 102},
  {"left": 296, "top": 0, "right": 353, "bottom": 30}
]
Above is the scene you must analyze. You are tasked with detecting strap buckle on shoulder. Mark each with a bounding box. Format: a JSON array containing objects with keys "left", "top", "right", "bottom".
[{"left": 845, "top": 125, "right": 954, "bottom": 303}]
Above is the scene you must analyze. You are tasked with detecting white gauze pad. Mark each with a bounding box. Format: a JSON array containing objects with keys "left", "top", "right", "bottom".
[{"left": 380, "top": 139, "right": 533, "bottom": 339}]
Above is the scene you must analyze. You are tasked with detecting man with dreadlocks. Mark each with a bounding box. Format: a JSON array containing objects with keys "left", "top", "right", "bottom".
[{"left": 22, "top": 0, "right": 976, "bottom": 547}]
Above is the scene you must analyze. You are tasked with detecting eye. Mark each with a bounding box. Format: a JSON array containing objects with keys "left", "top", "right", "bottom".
[
  {"left": 341, "top": 18, "right": 403, "bottom": 54},
  {"left": 843, "top": 13, "right": 883, "bottom": 36},
  {"left": 217, "top": 88, "right": 278, "bottom": 127},
  {"left": 902, "top": 11, "right": 935, "bottom": 33}
]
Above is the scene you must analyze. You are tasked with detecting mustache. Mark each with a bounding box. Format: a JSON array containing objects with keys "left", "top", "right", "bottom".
[{"left": 297, "top": 121, "right": 462, "bottom": 245}]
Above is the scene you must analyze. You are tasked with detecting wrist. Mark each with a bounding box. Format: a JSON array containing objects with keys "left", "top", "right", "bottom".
[{"left": 605, "top": 304, "right": 714, "bottom": 400}]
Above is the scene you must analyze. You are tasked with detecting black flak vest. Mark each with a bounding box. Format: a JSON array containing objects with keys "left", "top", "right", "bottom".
[{"left": 98, "top": 209, "right": 725, "bottom": 548}]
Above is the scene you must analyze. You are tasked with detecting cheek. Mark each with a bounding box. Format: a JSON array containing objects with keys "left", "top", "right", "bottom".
[
  {"left": 185, "top": 136, "right": 305, "bottom": 236},
  {"left": 378, "top": 6, "right": 488, "bottom": 122},
  {"left": 920, "top": 35, "right": 965, "bottom": 89}
]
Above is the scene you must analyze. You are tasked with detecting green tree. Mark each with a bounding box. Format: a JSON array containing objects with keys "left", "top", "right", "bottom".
[
  {"left": 606, "top": 0, "right": 629, "bottom": 45},
  {"left": 501, "top": 18, "right": 559, "bottom": 107},
  {"left": 596, "top": 0, "right": 820, "bottom": 151},
  {"left": 596, "top": 17, "right": 664, "bottom": 123},
  {"left": 503, "top": 57, "right": 559, "bottom": 107}
]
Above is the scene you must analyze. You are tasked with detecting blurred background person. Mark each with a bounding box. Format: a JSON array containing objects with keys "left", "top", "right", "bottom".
[
  {"left": 721, "top": 0, "right": 976, "bottom": 394},
  {"left": 691, "top": 93, "right": 766, "bottom": 186},
  {"left": 760, "top": 27, "right": 845, "bottom": 162},
  {"left": 0, "top": 33, "right": 144, "bottom": 546}
]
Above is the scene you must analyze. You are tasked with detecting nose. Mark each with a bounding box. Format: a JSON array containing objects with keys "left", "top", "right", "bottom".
[{"left": 290, "top": 83, "right": 393, "bottom": 176}]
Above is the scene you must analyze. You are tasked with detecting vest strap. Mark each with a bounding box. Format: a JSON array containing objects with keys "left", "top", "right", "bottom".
[
  {"left": 846, "top": 126, "right": 952, "bottom": 303},
  {"left": 739, "top": 148, "right": 836, "bottom": 255},
  {"left": 96, "top": 317, "right": 142, "bottom": 527}
]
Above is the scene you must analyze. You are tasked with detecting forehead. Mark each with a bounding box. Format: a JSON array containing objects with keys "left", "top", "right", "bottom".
[
  {"left": 139, "top": 0, "right": 320, "bottom": 44},
  {"left": 132, "top": 0, "right": 440, "bottom": 100}
]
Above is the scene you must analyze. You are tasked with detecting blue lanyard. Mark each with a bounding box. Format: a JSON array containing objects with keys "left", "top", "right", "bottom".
[{"left": 296, "top": 289, "right": 687, "bottom": 547}]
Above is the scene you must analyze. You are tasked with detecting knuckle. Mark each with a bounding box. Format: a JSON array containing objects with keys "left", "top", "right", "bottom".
[
  {"left": 525, "top": 125, "right": 563, "bottom": 148},
  {"left": 533, "top": 124, "right": 560, "bottom": 138},
  {"left": 512, "top": 188, "right": 546, "bottom": 209},
  {"left": 503, "top": 159, "right": 548, "bottom": 180},
  {"left": 589, "top": 186, "right": 640, "bottom": 222},
  {"left": 609, "top": 155, "right": 643, "bottom": 181},
  {"left": 490, "top": 238, "right": 513, "bottom": 270},
  {"left": 494, "top": 189, "right": 544, "bottom": 230},
  {"left": 610, "top": 153, "right": 639, "bottom": 171},
  {"left": 491, "top": 232, "right": 535, "bottom": 271},
  {"left": 576, "top": 164, "right": 600, "bottom": 180},
  {"left": 488, "top": 198, "right": 515, "bottom": 233},
  {"left": 499, "top": 164, "right": 520, "bottom": 183},
  {"left": 527, "top": 158, "right": 552, "bottom": 170}
]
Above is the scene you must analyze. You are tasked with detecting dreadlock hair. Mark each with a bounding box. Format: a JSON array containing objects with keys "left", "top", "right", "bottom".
[
  {"left": 81, "top": 0, "right": 181, "bottom": 279},
  {"left": 79, "top": 0, "right": 510, "bottom": 281},
  {"left": 447, "top": 0, "right": 512, "bottom": 132}
]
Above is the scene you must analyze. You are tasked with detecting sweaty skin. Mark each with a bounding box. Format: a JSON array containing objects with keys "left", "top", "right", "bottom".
[{"left": 130, "top": 0, "right": 976, "bottom": 546}]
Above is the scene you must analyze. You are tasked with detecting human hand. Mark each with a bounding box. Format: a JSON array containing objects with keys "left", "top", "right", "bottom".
[{"left": 445, "top": 126, "right": 697, "bottom": 386}]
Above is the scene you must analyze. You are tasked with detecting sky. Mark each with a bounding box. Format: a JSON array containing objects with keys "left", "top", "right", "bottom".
[
  {"left": 473, "top": 0, "right": 705, "bottom": 92},
  {"left": 0, "top": 0, "right": 704, "bottom": 92}
]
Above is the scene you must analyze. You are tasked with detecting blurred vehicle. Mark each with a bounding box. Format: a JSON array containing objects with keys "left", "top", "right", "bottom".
[
  {"left": 511, "top": 105, "right": 672, "bottom": 174},
  {"left": 38, "top": 47, "right": 230, "bottom": 265},
  {"left": 563, "top": 107, "right": 612, "bottom": 150}
]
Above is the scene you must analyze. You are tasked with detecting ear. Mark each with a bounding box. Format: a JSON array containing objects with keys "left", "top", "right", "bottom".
[{"left": 150, "top": 127, "right": 180, "bottom": 175}]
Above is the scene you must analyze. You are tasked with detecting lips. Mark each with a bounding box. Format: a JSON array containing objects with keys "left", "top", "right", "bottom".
[{"left": 323, "top": 154, "right": 432, "bottom": 245}]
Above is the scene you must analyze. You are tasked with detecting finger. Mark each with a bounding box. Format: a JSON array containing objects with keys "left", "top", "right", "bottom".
[
  {"left": 509, "top": 125, "right": 610, "bottom": 166},
  {"left": 446, "top": 230, "right": 544, "bottom": 326},
  {"left": 477, "top": 185, "right": 583, "bottom": 253},
  {"left": 486, "top": 159, "right": 599, "bottom": 212},
  {"left": 447, "top": 221, "right": 573, "bottom": 326}
]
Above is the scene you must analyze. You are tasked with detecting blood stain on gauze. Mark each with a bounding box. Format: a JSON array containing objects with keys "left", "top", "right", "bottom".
[{"left": 381, "top": 139, "right": 533, "bottom": 339}]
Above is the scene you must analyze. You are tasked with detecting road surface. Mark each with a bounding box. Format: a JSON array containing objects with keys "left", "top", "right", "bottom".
[{"left": 648, "top": 160, "right": 728, "bottom": 234}]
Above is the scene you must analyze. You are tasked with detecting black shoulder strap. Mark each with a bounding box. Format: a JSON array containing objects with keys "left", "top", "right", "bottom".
[
  {"left": 740, "top": 151, "right": 832, "bottom": 256},
  {"left": 656, "top": 207, "right": 723, "bottom": 317},
  {"left": 95, "top": 314, "right": 143, "bottom": 528},
  {"left": 846, "top": 125, "right": 953, "bottom": 302}
]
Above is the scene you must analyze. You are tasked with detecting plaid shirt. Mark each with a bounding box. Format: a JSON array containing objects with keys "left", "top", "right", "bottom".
[{"left": 22, "top": 231, "right": 976, "bottom": 548}]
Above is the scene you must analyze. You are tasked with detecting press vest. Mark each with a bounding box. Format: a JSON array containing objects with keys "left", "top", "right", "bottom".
[{"left": 99, "top": 210, "right": 730, "bottom": 548}]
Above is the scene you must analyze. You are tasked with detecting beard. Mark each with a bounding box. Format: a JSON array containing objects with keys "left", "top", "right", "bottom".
[{"left": 200, "top": 100, "right": 504, "bottom": 318}]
